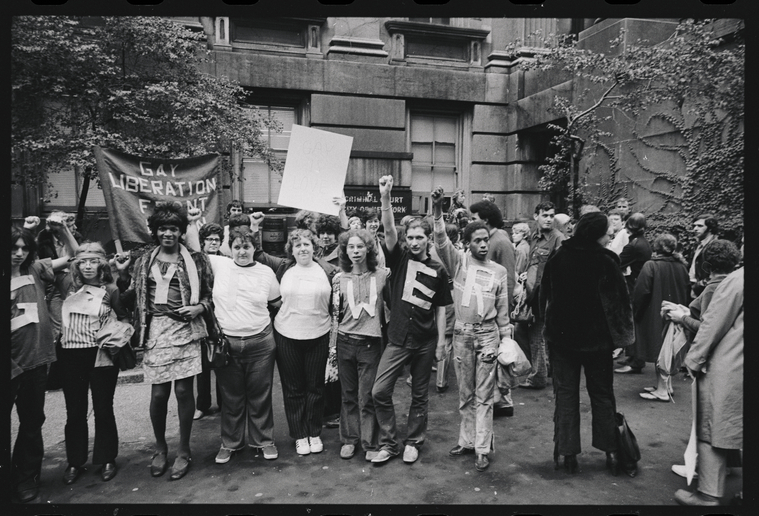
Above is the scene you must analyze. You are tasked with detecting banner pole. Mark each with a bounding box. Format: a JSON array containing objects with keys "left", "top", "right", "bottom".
[{"left": 114, "top": 239, "right": 124, "bottom": 254}]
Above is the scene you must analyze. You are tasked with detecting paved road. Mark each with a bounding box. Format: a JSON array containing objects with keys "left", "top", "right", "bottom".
[{"left": 10, "top": 363, "right": 743, "bottom": 512}]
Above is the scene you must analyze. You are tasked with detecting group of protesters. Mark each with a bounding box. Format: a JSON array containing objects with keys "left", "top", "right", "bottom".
[{"left": 11, "top": 181, "right": 742, "bottom": 506}]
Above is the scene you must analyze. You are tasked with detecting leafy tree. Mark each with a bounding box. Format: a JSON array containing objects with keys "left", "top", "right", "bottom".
[
  {"left": 12, "top": 16, "right": 280, "bottom": 225},
  {"left": 514, "top": 19, "right": 744, "bottom": 250}
]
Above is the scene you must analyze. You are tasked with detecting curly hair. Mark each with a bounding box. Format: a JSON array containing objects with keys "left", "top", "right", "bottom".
[
  {"left": 294, "top": 210, "right": 319, "bottom": 231},
  {"left": 199, "top": 222, "right": 224, "bottom": 242},
  {"left": 285, "top": 228, "right": 320, "bottom": 259},
  {"left": 148, "top": 202, "right": 188, "bottom": 239},
  {"left": 226, "top": 199, "right": 243, "bottom": 216},
  {"left": 70, "top": 242, "right": 113, "bottom": 288},
  {"left": 337, "top": 229, "right": 378, "bottom": 272},
  {"left": 701, "top": 239, "right": 740, "bottom": 274},
  {"left": 11, "top": 226, "right": 37, "bottom": 270},
  {"left": 462, "top": 220, "right": 489, "bottom": 244},
  {"left": 652, "top": 233, "right": 678, "bottom": 256},
  {"left": 512, "top": 222, "right": 530, "bottom": 239},
  {"left": 469, "top": 200, "right": 503, "bottom": 229},
  {"left": 228, "top": 213, "right": 251, "bottom": 230},
  {"left": 316, "top": 215, "right": 343, "bottom": 237}
]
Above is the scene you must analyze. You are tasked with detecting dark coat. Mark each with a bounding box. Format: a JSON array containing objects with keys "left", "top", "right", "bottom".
[
  {"left": 540, "top": 237, "right": 634, "bottom": 353},
  {"left": 632, "top": 255, "right": 690, "bottom": 363},
  {"left": 619, "top": 233, "right": 652, "bottom": 294}
]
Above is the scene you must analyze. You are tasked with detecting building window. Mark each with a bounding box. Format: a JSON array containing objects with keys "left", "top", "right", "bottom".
[
  {"left": 232, "top": 18, "right": 305, "bottom": 47},
  {"left": 410, "top": 114, "right": 458, "bottom": 214},
  {"left": 43, "top": 169, "right": 106, "bottom": 210},
  {"left": 240, "top": 105, "right": 295, "bottom": 207}
]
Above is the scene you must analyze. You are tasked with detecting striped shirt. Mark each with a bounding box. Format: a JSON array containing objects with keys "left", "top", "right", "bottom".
[{"left": 61, "top": 285, "right": 113, "bottom": 349}]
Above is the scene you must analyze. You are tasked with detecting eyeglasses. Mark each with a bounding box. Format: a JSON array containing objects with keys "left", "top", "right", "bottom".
[{"left": 204, "top": 237, "right": 221, "bottom": 243}]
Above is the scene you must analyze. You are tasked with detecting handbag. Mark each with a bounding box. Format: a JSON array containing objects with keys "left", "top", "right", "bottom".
[
  {"left": 112, "top": 341, "right": 137, "bottom": 371},
  {"left": 511, "top": 277, "right": 533, "bottom": 324},
  {"left": 615, "top": 412, "right": 641, "bottom": 477},
  {"left": 498, "top": 338, "right": 532, "bottom": 378},
  {"left": 201, "top": 303, "right": 230, "bottom": 369}
]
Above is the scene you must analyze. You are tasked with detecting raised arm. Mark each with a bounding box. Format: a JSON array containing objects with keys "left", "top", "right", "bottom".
[
  {"left": 430, "top": 186, "right": 459, "bottom": 275},
  {"left": 185, "top": 207, "right": 202, "bottom": 252},
  {"left": 333, "top": 195, "right": 350, "bottom": 230},
  {"left": 48, "top": 220, "right": 79, "bottom": 272},
  {"left": 379, "top": 175, "right": 397, "bottom": 252}
]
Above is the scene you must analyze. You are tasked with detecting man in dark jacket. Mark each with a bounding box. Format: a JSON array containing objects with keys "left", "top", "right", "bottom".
[{"left": 616, "top": 213, "right": 652, "bottom": 374}]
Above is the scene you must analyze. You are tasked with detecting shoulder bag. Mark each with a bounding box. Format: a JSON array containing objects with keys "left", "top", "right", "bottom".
[
  {"left": 615, "top": 411, "right": 641, "bottom": 477},
  {"left": 201, "top": 303, "right": 230, "bottom": 369}
]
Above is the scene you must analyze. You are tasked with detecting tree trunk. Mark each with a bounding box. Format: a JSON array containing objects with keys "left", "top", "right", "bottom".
[{"left": 75, "top": 166, "right": 89, "bottom": 232}]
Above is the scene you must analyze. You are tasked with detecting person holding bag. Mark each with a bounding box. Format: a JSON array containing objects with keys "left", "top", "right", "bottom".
[
  {"left": 115, "top": 202, "right": 213, "bottom": 481},
  {"left": 58, "top": 243, "right": 129, "bottom": 485},
  {"left": 539, "top": 212, "right": 634, "bottom": 475},
  {"left": 185, "top": 212, "right": 282, "bottom": 464},
  {"left": 431, "top": 186, "right": 512, "bottom": 472}
]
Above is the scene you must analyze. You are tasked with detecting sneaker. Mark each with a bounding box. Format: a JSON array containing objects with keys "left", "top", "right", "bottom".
[
  {"left": 309, "top": 436, "right": 324, "bottom": 453},
  {"left": 262, "top": 444, "right": 278, "bottom": 460},
  {"left": 324, "top": 417, "right": 340, "bottom": 429},
  {"left": 340, "top": 444, "right": 356, "bottom": 459},
  {"left": 611, "top": 348, "right": 623, "bottom": 359},
  {"left": 365, "top": 450, "right": 380, "bottom": 462},
  {"left": 215, "top": 447, "right": 234, "bottom": 464},
  {"left": 295, "top": 438, "right": 311, "bottom": 456},
  {"left": 403, "top": 445, "right": 419, "bottom": 464},
  {"left": 193, "top": 409, "right": 205, "bottom": 420}
]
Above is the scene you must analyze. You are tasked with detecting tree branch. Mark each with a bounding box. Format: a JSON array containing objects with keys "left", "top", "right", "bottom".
[{"left": 567, "top": 80, "right": 619, "bottom": 131}]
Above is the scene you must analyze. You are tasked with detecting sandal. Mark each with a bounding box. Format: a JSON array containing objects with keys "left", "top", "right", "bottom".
[
  {"left": 169, "top": 456, "right": 192, "bottom": 481},
  {"left": 639, "top": 391, "right": 670, "bottom": 402},
  {"left": 150, "top": 451, "right": 168, "bottom": 477}
]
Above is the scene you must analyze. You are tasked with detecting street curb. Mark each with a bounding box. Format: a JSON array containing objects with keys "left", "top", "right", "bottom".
[{"left": 117, "top": 350, "right": 144, "bottom": 384}]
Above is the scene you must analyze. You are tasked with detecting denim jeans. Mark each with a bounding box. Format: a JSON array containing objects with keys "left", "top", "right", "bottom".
[
  {"left": 217, "top": 326, "right": 277, "bottom": 449},
  {"left": 436, "top": 334, "right": 453, "bottom": 389},
  {"left": 525, "top": 316, "right": 549, "bottom": 387},
  {"left": 452, "top": 321, "right": 499, "bottom": 454},
  {"left": 337, "top": 334, "right": 382, "bottom": 451},
  {"left": 372, "top": 336, "right": 436, "bottom": 455}
]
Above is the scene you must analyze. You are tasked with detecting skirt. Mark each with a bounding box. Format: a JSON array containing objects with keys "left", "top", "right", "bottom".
[{"left": 143, "top": 315, "right": 202, "bottom": 384}]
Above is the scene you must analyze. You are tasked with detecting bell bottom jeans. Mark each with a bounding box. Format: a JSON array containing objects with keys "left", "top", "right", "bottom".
[
  {"left": 452, "top": 321, "right": 499, "bottom": 454},
  {"left": 337, "top": 333, "right": 382, "bottom": 451}
]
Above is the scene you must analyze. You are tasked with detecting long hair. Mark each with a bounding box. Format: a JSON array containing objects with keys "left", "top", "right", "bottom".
[
  {"left": 337, "top": 229, "right": 378, "bottom": 272},
  {"left": 11, "top": 226, "right": 37, "bottom": 270},
  {"left": 70, "top": 242, "right": 113, "bottom": 288}
]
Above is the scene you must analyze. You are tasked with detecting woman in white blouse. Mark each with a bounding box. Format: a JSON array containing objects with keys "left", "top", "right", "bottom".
[{"left": 254, "top": 228, "right": 338, "bottom": 456}]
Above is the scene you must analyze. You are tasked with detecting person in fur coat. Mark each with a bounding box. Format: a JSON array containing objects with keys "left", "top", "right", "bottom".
[{"left": 539, "top": 212, "right": 634, "bottom": 476}]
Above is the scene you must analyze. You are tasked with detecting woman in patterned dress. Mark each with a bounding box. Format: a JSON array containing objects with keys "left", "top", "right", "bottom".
[{"left": 115, "top": 202, "right": 213, "bottom": 481}]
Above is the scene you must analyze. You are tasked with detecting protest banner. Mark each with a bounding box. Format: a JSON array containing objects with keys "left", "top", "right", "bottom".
[
  {"left": 277, "top": 125, "right": 353, "bottom": 216},
  {"left": 94, "top": 146, "right": 220, "bottom": 245}
]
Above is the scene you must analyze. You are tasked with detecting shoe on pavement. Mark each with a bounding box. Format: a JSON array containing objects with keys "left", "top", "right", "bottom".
[
  {"left": 615, "top": 365, "right": 643, "bottom": 374},
  {"left": 436, "top": 385, "right": 449, "bottom": 393},
  {"left": 215, "top": 447, "right": 235, "bottom": 464},
  {"left": 324, "top": 417, "right": 340, "bottom": 429},
  {"left": 611, "top": 348, "right": 623, "bottom": 359},
  {"left": 62, "top": 465, "right": 84, "bottom": 485},
  {"left": 616, "top": 357, "right": 632, "bottom": 366},
  {"left": 449, "top": 445, "right": 475, "bottom": 456},
  {"left": 403, "top": 445, "right": 419, "bottom": 464},
  {"left": 101, "top": 462, "right": 118, "bottom": 481},
  {"left": 431, "top": 365, "right": 438, "bottom": 372},
  {"left": 193, "top": 409, "right": 205, "bottom": 420},
  {"left": 371, "top": 449, "right": 396, "bottom": 464},
  {"left": 672, "top": 464, "right": 698, "bottom": 479},
  {"left": 639, "top": 391, "right": 670, "bottom": 402},
  {"left": 475, "top": 454, "right": 490, "bottom": 472},
  {"left": 295, "top": 438, "right": 311, "bottom": 456},
  {"left": 406, "top": 375, "right": 413, "bottom": 387},
  {"left": 493, "top": 406, "right": 514, "bottom": 417},
  {"left": 169, "top": 456, "right": 191, "bottom": 481},
  {"left": 340, "top": 444, "right": 356, "bottom": 459},
  {"left": 309, "top": 436, "right": 324, "bottom": 453},
  {"left": 674, "top": 489, "right": 719, "bottom": 506},
  {"left": 262, "top": 444, "right": 278, "bottom": 460},
  {"left": 365, "top": 450, "right": 380, "bottom": 462},
  {"left": 518, "top": 381, "right": 545, "bottom": 390},
  {"left": 15, "top": 477, "right": 40, "bottom": 503}
]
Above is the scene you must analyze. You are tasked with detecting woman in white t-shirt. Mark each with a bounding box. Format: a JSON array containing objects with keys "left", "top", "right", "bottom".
[
  {"left": 254, "top": 228, "right": 338, "bottom": 457},
  {"left": 205, "top": 226, "right": 282, "bottom": 465}
]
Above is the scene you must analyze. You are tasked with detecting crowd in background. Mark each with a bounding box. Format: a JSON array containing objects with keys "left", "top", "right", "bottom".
[{"left": 11, "top": 187, "right": 742, "bottom": 506}]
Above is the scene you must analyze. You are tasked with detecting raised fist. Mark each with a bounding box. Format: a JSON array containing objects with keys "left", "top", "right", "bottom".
[
  {"left": 430, "top": 186, "right": 445, "bottom": 207},
  {"left": 113, "top": 252, "right": 131, "bottom": 272},
  {"left": 186, "top": 207, "right": 202, "bottom": 223},
  {"left": 378, "top": 175, "right": 394, "bottom": 197},
  {"left": 23, "top": 216, "right": 40, "bottom": 230}
]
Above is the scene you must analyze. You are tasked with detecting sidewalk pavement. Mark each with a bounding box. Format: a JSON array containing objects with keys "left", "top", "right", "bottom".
[{"left": 10, "top": 363, "right": 742, "bottom": 509}]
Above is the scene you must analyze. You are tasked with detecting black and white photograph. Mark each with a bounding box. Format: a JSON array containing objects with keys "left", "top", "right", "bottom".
[{"left": 8, "top": 3, "right": 746, "bottom": 513}]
